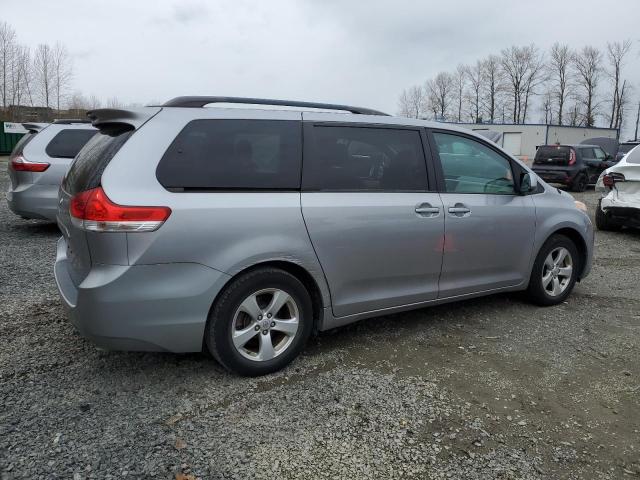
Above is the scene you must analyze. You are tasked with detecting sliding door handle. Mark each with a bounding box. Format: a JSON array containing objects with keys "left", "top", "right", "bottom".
[{"left": 415, "top": 203, "right": 440, "bottom": 217}]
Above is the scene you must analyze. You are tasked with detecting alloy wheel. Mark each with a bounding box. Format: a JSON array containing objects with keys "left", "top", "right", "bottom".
[
  {"left": 542, "top": 247, "right": 573, "bottom": 297},
  {"left": 231, "top": 288, "right": 299, "bottom": 362}
]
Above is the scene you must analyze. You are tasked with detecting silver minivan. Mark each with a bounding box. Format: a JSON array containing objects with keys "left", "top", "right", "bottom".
[
  {"left": 54, "top": 97, "right": 594, "bottom": 376},
  {"left": 7, "top": 120, "right": 97, "bottom": 221}
]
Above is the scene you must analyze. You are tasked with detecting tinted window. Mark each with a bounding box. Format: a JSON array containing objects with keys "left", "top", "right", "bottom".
[
  {"left": 62, "top": 126, "right": 133, "bottom": 195},
  {"left": 45, "top": 129, "right": 97, "bottom": 158},
  {"left": 619, "top": 143, "right": 638, "bottom": 154},
  {"left": 535, "top": 146, "right": 571, "bottom": 162},
  {"left": 156, "top": 120, "right": 301, "bottom": 190},
  {"left": 593, "top": 148, "right": 607, "bottom": 160},
  {"left": 303, "top": 126, "right": 428, "bottom": 191},
  {"left": 579, "top": 147, "right": 596, "bottom": 159},
  {"left": 433, "top": 132, "right": 515, "bottom": 194}
]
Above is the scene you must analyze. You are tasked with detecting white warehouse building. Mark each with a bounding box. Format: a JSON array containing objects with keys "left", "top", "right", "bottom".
[{"left": 450, "top": 123, "right": 619, "bottom": 164}]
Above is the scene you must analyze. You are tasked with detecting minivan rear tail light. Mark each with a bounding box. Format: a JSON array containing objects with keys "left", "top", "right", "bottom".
[
  {"left": 568, "top": 149, "right": 576, "bottom": 166},
  {"left": 10, "top": 154, "right": 50, "bottom": 172},
  {"left": 69, "top": 187, "right": 171, "bottom": 232}
]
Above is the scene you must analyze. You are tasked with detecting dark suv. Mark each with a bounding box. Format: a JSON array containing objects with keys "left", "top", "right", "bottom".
[{"left": 532, "top": 144, "right": 616, "bottom": 192}]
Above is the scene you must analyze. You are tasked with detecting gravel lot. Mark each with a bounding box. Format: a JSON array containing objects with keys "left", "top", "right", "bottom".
[{"left": 1, "top": 155, "right": 639, "bottom": 479}]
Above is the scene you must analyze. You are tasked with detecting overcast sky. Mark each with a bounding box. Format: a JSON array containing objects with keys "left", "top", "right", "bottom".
[{"left": 2, "top": 0, "right": 640, "bottom": 129}]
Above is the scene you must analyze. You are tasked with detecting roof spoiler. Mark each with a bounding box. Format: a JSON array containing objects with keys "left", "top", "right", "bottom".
[
  {"left": 159, "top": 96, "right": 389, "bottom": 116},
  {"left": 22, "top": 122, "right": 49, "bottom": 133},
  {"left": 86, "top": 107, "right": 162, "bottom": 131}
]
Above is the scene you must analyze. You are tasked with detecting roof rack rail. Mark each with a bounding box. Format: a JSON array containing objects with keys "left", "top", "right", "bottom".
[
  {"left": 160, "top": 96, "right": 389, "bottom": 116},
  {"left": 52, "top": 119, "right": 92, "bottom": 124}
]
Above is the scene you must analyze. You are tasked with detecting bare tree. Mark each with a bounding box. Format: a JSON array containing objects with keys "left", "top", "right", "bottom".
[
  {"left": 540, "top": 88, "right": 554, "bottom": 124},
  {"left": 0, "top": 21, "right": 17, "bottom": 108},
  {"left": 425, "top": 72, "right": 454, "bottom": 120},
  {"left": 615, "top": 80, "right": 632, "bottom": 132},
  {"left": 548, "top": 43, "right": 574, "bottom": 125},
  {"left": 33, "top": 43, "right": 55, "bottom": 111},
  {"left": 87, "top": 94, "right": 102, "bottom": 110},
  {"left": 481, "top": 55, "right": 503, "bottom": 123},
  {"left": 635, "top": 102, "right": 640, "bottom": 141},
  {"left": 52, "top": 42, "right": 72, "bottom": 111},
  {"left": 500, "top": 45, "right": 529, "bottom": 123},
  {"left": 68, "top": 90, "right": 88, "bottom": 110},
  {"left": 605, "top": 40, "right": 632, "bottom": 129},
  {"left": 574, "top": 46, "right": 603, "bottom": 127},
  {"left": 464, "top": 61, "right": 482, "bottom": 123},
  {"left": 397, "top": 85, "right": 425, "bottom": 118},
  {"left": 452, "top": 65, "right": 467, "bottom": 122},
  {"left": 107, "top": 96, "right": 124, "bottom": 108},
  {"left": 521, "top": 45, "right": 546, "bottom": 122}
]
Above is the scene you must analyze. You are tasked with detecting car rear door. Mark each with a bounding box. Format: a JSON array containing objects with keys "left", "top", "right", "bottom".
[
  {"left": 301, "top": 117, "right": 444, "bottom": 318},
  {"left": 428, "top": 129, "right": 536, "bottom": 298}
]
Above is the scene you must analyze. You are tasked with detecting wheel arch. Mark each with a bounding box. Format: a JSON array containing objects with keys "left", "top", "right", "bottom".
[
  {"left": 208, "top": 260, "right": 326, "bottom": 337},
  {"left": 545, "top": 227, "right": 588, "bottom": 280}
]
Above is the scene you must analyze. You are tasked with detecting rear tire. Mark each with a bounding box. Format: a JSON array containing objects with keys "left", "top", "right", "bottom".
[
  {"left": 595, "top": 199, "right": 622, "bottom": 231},
  {"left": 526, "top": 234, "right": 579, "bottom": 306},
  {"left": 205, "top": 267, "right": 313, "bottom": 376},
  {"left": 571, "top": 173, "right": 587, "bottom": 192}
]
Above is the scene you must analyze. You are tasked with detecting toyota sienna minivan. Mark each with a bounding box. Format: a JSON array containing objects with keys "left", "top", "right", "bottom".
[
  {"left": 54, "top": 97, "right": 594, "bottom": 376},
  {"left": 7, "top": 120, "right": 97, "bottom": 221}
]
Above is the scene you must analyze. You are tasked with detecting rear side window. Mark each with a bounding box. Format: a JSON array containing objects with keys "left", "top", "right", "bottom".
[
  {"left": 9, "top": 132, "right": 35, "bottom": 158},
  {"left": 62, "top": 126, "right": 133, "bottom": 195},
  {"left": 156, "top": 120, "right": 302, "bottom": 191},
  {"left": 45, "top": 129, "right": 97, "bottom": 158},
  {"left": 579, "top": 147, "right": 596, "bottom": 159},
  {"left": 303, "top": 126, "right": 428, "bottom": 191}
]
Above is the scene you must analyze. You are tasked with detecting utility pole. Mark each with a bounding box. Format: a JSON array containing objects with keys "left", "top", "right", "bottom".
[{"left": 635, "top": 101, "right": 640, "bottom": 141}]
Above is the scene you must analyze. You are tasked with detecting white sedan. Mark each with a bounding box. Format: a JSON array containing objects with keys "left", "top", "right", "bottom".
[{"left": 595, "top": 144, "right": 640, "bottom": 230}]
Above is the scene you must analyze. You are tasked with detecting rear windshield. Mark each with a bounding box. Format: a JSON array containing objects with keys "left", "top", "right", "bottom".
[
  {"left": 156, "top": 119, "right": 302, "bottom": 191},
  {"left": 45, "top": 129, "right": 97, "bottom": 158},
  {"left": 535, "top": 146, "right": 571, "bottom": 161},
  {"left": 10, "top": 132, "right": 35, "bottom": 159},
  {"left": 62, "top": 126, "right": 133, "bottom": 195}
]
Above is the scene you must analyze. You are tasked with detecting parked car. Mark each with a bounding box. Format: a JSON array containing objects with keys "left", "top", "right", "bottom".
[
  {"left": 615, "top": 141, "right": 640, "bottom": 162},
  {"left": 6, "top": 120, "right": 97, "bottom": 221},
  {"left": 532, "top": 144, "right": 616, "bottom": 192},
  {"left": 595, "top": 144, "right": 640, "bottom": 230},
  {"left": 54, "top": 97, "right": 594, "bottom": 376}
]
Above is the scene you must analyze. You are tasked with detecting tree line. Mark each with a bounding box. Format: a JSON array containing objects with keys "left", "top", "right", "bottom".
[
  {"left": 398, "top": 41, "right": 637, "bottom": 136},
  {"left": 0, "top": 20, "right": 123, "bottom": 121}
]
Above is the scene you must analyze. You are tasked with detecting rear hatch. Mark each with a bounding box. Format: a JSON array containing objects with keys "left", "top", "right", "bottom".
[
  {"left": 57, "top": 126, "right": 134, "bottom": 285},
  {"left": 533, "top": 145, "right": 574, "bottom": 168}
]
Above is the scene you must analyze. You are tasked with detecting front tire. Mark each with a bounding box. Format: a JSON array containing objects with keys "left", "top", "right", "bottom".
[
  {"left": 205, "top": 267, "right": 313, "bottom": 376},
  {"left": 526, "top": 234, "right": 579, "bottom": 306},
  {"left": 595, "top": 199, "right": 622, "bottom": 231}
]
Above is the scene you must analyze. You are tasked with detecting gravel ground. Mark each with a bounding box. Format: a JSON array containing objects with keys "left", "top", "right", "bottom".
[{"left": 1, "top": 156, "right": 639, "bottom": 479}]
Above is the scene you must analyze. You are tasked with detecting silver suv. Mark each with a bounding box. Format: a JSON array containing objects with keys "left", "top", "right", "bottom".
[
  {"left": 54, "top": 97, "right": 594, "bottom": 376},
  {"left": 7, "top": 120, "right": 97, "bottom": 221}
]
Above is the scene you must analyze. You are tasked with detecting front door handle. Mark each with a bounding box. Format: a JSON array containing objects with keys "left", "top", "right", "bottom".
[
  {"left": 415, "top": 203, "right": 440, "bottom": 217},
  {"left": 448, "top": 203, "right": 471, "bottom": 216}
]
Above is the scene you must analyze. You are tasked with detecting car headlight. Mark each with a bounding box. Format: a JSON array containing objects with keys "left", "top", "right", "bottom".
[{"left": 574, "top": 201, "right": 588, "bottom": 213}]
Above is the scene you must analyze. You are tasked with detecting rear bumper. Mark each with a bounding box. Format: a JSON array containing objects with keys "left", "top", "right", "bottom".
[
  {"left": 54, "top": 236, "right": 231, "bottom": 352},
  {"left": 6, "top": 182, "right": 59, "bottom": 221},
  {"left": 532, "top": 169, "right": 574, "bottom": 185}
]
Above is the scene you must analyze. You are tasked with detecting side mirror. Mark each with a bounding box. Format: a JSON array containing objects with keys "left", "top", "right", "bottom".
[{"left": 520, "top": 172, "right": 537, "bottom": 194}]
